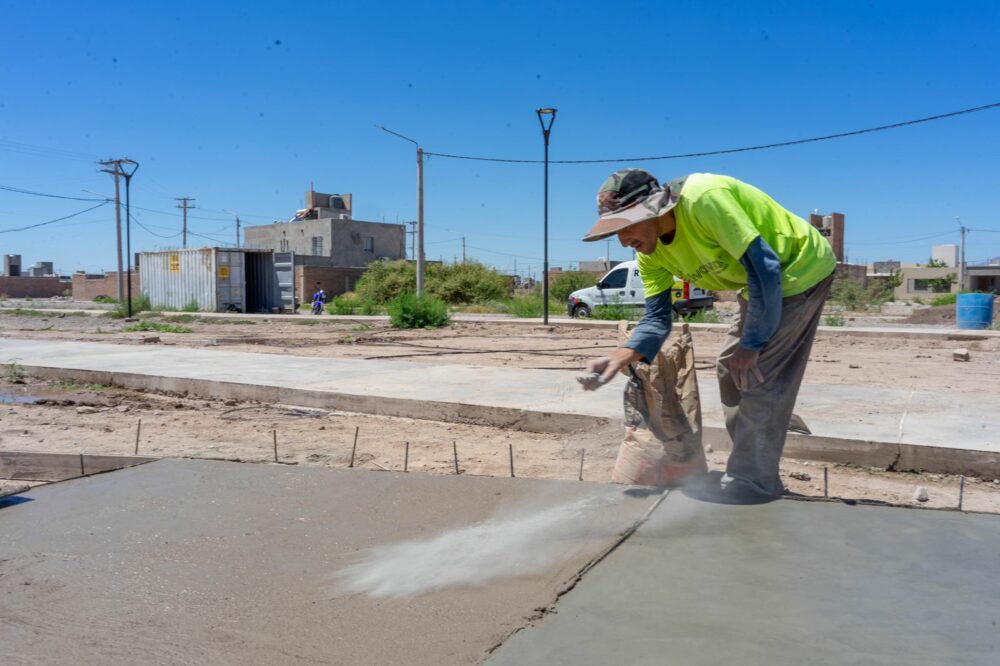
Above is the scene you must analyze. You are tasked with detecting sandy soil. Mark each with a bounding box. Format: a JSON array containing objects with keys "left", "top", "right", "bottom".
[{"left": 1, "top": 377, "right": 998, "bottom": 514}]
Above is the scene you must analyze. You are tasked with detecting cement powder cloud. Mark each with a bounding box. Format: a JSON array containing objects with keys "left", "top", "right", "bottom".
[{"left": 334, "top": 491, "right": 624, "bottom": 598}]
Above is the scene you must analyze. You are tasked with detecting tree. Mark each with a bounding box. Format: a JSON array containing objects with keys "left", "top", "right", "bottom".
[{"left": 924, "top": 258, "right": 956, "bottom": 293}]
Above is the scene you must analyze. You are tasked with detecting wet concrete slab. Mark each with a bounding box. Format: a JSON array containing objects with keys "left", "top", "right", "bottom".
[
  {"left": 0, "top": 459, "right": 656, "bottom": 665},
  {"left": 488, "top": 492, "right": 1000, "bottom": 665}
]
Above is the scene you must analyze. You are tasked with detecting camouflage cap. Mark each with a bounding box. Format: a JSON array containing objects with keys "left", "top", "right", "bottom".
[{"left": 583, "top": 169, "right": 685, "bottom": 242}]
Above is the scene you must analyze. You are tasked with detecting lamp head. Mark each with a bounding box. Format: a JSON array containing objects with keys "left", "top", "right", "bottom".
[{"left": 536, "top": 107, "right": 557, "bottom": 132}]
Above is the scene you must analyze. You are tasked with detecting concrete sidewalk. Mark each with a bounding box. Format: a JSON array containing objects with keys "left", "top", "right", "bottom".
[{"left": 0, "top": 337, "right": 996, "bottom": 461}]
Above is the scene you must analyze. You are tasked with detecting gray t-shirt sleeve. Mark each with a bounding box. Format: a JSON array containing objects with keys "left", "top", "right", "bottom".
[{"left": 738, "top": 236, "right": 783, "bottom": 351}]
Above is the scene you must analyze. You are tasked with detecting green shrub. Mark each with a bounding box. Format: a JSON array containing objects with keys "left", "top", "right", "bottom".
[
  {"left": 93, "top": 295, "right": 117, "bottom": 303},
  {"left": 108, "top": 293, "right": 152, "bottom": 319},
  {"left": 427, "top": 261, "right": 511, "bottom": 304},
  {"left": 358, "top": 299, "right": 381, "bottom": 316},
  {"left": 592, "top": 299, "right": 637, "bottom": 321},
  {"left": 329, "top": 295, "right": 358, "bottom": 315},
  {"left": 123, "top": 321, "right": 193, "bottom": 334},
  {"left": 930, "top": 293, "right": 957, "bottom": 307},
  {"left": 181, "top": 299, "right": 200, "bottom": 312},
  {"left": 550, "top": 271, "right": 598, "bottom": 303},
  {"left": 356, "top": 260, "right": 513, "bottom": 305},
  {"left": 504, "top": 293, "right": 544, "bottom": 318},
  {"left": 824, "top": 313, "right": 846, "bottom": 326},
  {"left": 682, "top": 309, "right": 722, "bottom": 324},
  {"left": 828, "top": 274, "right": 893, "bottom": 312},
  {"left": 387, "top": 292, "right": 451, "bottom": 329}
]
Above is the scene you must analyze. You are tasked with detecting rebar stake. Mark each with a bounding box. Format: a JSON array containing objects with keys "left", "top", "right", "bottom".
[
  {"left": 134, "top": 418, "right": 142, "bottom": 456},
  {"left": 404, "top": 441, "right": 409, "bottom": 472},
  {"left": 349, "top": 426, "right": 359, "bottom": 468},
  {"left": 79, "top": 453, "right": 85, "bottom": 477},
  {"left": 959, "top": 475, "right": 965, "bottom": 511},
  {"left": 823, "top": 467, "right": 829, "bottom": 498},
  {"left": 273, "top": 430, "right": 278, "bottom": 463},
  {"left": 509, "top": 444, "right": 515, "bottom": 478},
  {"left": 578, "top": 449, "right": 585, "bottom": 481},
  {"left": 453, "top": 441, "right": 459, "bottom": 475}
]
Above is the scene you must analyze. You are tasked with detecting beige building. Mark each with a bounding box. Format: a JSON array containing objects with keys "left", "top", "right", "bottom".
[
  {"left": 894, "top": 265, "right": 958, "bottom": 300},
  {"left": 243, "top": 189, "right": 406, "bottom": 266}
]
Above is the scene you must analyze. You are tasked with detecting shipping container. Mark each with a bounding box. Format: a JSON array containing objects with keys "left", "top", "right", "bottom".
[{"left": 139, "top": 247, "right": 294, "bottom": 313}]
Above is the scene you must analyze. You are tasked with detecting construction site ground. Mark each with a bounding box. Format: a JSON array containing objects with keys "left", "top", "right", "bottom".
[{"left": 1, "top": 305, "right": 998, "bottom": 512}]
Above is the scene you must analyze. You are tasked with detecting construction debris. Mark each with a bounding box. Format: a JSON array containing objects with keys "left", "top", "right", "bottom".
[
  {"left": 913, "top": 486, "right": 930, "bottom": 503},
  {"left": 953, "top": 348, "right": 970, "bottom": 362},
  {"left": 790, "top": 471, "right": 811, "bottom": 481}
]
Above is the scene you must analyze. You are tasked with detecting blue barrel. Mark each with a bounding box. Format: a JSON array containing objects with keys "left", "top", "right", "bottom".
[{"left": 956, "top": 293, "right": 995, "bottom": 330}]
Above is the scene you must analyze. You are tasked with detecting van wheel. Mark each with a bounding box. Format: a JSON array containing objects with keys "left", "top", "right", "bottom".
[{"left": 572, "top": 304, "right": 591, "bottom": 318}]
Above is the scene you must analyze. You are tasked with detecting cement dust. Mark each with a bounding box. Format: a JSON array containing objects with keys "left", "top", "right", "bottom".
[{"left": 334, "top": 489, "right": 626, "bottom": 598}]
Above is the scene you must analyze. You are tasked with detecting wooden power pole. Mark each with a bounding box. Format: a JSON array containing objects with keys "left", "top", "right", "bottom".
[{"left": 175, "top": 197, "right": 195, "bottom": 248}]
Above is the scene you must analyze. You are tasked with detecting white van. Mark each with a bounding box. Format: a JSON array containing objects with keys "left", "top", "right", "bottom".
[{"left": 566, "top": 260, "right": 713, "bottom": 318}]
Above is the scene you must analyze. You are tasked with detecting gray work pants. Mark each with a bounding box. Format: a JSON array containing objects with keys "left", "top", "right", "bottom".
[{"left": 716, "top": 273, "right": 834, "bottom": 497}]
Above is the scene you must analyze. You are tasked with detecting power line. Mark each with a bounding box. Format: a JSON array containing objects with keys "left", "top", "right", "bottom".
[
  {"left": 423, "top": 101, "right": 1000, "bottom": 164},
  {"left": 0, "top": 183, "right": 109, "bottom": 202},
  {"left": 129, "top": 212, "right": 182, "bottom": 239},
  {"left": 0, "top": 201, "right": 109, "bottom": 234}
]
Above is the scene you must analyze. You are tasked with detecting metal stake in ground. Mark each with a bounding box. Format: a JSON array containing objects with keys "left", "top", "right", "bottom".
[
  {"left": 349, "top": 426, "right": 359, "bottom": 468},
  {"left": 273, "top": 430, "right": 278, "bottom": 463},
  {"left": 134, "top": 419, "right": 142, "bottom": 456},
  {"left": 79, "top": 453, "right": 85, "bottom": 477},
  {"left": 824, "top": 467, "right": 829, "bottom": 498},
  {"left": 579, "top": 449, "right": 585, "bottom": 481},
  {"left": 959, "top": 475, "right": 965, "bottom": 511},
  {"left": 404, "top": 441, "right": 409, "bottom": 472},
  {"left": 453, "top": 441, "right": 459, "bottom": 475},
  {"left": 509, "top": 444, "right": 515, "bottom": 478}
]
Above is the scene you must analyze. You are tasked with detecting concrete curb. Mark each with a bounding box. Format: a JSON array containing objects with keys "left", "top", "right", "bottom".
[
  {"left": 14, "top": 363, "right": 999, "bottom": 478},
  {"left": 704, "top": 427, "right": 1000, "bottom": 477},
  {"left": 18, "top": 364, "right": 611, "bottom": 435}
]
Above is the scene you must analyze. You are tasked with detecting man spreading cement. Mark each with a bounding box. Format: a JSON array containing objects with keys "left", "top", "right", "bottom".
[{"left": 581, "top": 170, "right": 836, "bottom": 501}]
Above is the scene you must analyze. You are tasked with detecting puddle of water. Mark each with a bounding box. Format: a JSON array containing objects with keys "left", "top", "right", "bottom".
[{"left": 0, "top": 394, "right": 40, "bottom": 405}]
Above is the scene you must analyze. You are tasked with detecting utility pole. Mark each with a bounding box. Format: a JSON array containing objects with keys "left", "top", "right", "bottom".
[
  {"left": 376, "top": 126, "right": 425, "bottom": 294},
  {"left": 99, "top": 159, "right": 127, "bottom": 303},
  {"left": 416, "top": 147, "right": 425, "bottom": 294},
  {"left": 462, "top": 236, "right": 466, "bottom": 263},
  {"left": 175, "top": 197, "right": 195, "bottom": 248},
  {"left": 236, "top": 217, "right": 241, "bottom": 248},
  {"left": 958, "top": 218, "right": 967, "bottom": 291}
]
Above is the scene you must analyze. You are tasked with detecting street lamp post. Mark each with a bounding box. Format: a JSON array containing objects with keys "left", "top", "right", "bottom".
[
  {"left": 120, "top": 160, "right": 139, "bottom": 318},
  {"left": 536, "top": 108, "right": 557, "bottom": 324}
]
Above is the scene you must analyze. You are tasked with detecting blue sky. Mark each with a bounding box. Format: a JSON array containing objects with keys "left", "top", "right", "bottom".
[{"left": 1, "top": 0, "right": 998, "bottom": 275}]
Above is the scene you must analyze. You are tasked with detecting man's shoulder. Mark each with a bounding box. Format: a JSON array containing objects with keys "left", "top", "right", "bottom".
[{"left": 678, "top": 173, "right": 736, "bottom": 202}]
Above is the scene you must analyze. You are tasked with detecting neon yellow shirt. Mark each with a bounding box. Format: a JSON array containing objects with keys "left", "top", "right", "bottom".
[{"left": 638, "top": 173, "right": 835, "bottom": 298}]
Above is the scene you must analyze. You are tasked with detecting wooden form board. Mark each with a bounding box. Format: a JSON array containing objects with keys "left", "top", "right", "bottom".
[{"left": 0, "top": 451, "right": 157, "bottom": 482}]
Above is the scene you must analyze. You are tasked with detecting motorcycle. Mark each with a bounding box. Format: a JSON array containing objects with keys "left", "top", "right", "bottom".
[{"left": 311, "top": 293, "right": 325, "bottom": 315}]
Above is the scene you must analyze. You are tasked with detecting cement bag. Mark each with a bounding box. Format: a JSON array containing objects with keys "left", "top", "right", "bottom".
[{"left": 611, "top": 323, "right": 707, "bottom": 486}]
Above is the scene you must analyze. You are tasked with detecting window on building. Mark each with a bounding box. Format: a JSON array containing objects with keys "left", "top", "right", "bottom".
[
  {"left": 910, "top": 279, "right": 951, "bottom": 293},
  {"left": 363, "top": 236, "right": 374, "bottom": 252},
  {"left": 279, "top": 238, "right": 289, "bottom": 252},
  {"left": 311, "top": 236, "right": 324, "bottom": 256}
]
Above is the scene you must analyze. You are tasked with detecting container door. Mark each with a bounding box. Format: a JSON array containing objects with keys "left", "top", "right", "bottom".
[
  {"left": 216, "top": 251, "right": 246, "bottom": 312},
  {"left": 274, "top": 252, "right": 295, "bottom": 312}
]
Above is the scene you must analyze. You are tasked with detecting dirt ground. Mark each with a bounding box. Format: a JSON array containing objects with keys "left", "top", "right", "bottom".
[{"left": 1, "top": 376, "right": 998, "bottom": 514}]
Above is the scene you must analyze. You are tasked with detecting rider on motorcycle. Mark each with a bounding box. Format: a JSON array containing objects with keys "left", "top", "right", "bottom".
[{"left": 311, "top": 282, "right": 327, "bottom": 314}]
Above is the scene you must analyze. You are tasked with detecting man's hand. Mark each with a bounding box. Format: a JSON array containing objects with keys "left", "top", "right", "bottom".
[
  {"left": 729, "top": 345, "right": 765, "bottom": 392},
  {"left": 581, "top": 347, "right": 642, "bottom": 391}
]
